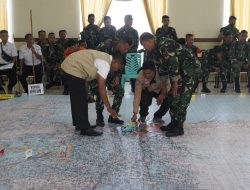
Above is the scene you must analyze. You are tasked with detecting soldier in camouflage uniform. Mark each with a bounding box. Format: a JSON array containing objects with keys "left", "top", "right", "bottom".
[
  {"left": 89, "top": 37, "right": 132, "bottom": 126},
  {"left": 98, "top": 16, "right": 117, "bottom": 43},
  {"left": 230, "top": 30, "right": 249, "bottom": 93},
  {"left": 80, "top": 14, "right": 100, "bottom": 49},
  {"left": 36, "top": 30, "right": 48, "bottom": 52},
  {"left": 117, "top": 15, "right": 139, "bottom": 93},
  {"left": 140, "top": 32, "right": 181, "bottom": 125},
  {"left": 155, "top": 15, "right": 178, "bottom": 42},
  {"left": 219, "top": 16, "right": 239, "bottom": 42},
  {"left": 56, "top": 30, "right": 68, "bottom": 50},
  {"left": 43, "top": 32, "right": 64, "bottom": 89}
]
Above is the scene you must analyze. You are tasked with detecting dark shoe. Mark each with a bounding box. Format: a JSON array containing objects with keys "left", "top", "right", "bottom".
[
  {"left": 165, "top": 126, "right": 184, "bottom": 137},
  {"left": 160, "top": 122, "right": 174, "bottom": 131},
  {"left": 108, "top": 116, "right": 124, "bottom": 125},
  {"left": 220, "top": 88, "right": 226, "bottom": 93},
  {"left": 75, "top": 126, "right": 80, "bottom": 131},
  {"left": 96, "top": 120, "right": 105, "bottom": 127},
  {"left": 80, "top": 128, "right": 103, "bottom": 136},
  {"left": 235, "top": 88, "right": 241, "bottom": 93},
  {"left": 153, "top": 117, "right": 165, "bottom": 124},
  {"left": 46, "top": 83, "right": 54, "bottom": 89},
  {"left": 201, "top": 87, "right": 211, "bottom": 93},
  {"left": 62, "top": 91, "right": 69, "bottom": 95}
]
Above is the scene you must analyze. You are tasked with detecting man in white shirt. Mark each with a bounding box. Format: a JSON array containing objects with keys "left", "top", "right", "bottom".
[
  {"left": 0, "top": 30, "right": 18, "bottom": 93},
  {"left": 61, "top": 50, "right": 123, "bottom": 136},
  {"left": 18, "top": 33, "right": 43, "bottom": 93}
]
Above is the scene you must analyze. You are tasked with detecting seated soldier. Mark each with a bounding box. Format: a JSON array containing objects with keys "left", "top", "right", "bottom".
[
  {"left": 43, "top": 32, "right": 64, "bottom": 89},
  {"left": 131, "top": 61, "right": 169, "bottom": 123},
  {"left": 212, "top": 46, "right": 228, "bottom": 93},
  {"left": 56, "top": 30, "right": 68, "bottom": 49},
  {"left": 18, "top": 34, "right": 43, "bottom": 94},
  {"left": 0, "top": 30, "right": 18, "bottom": 94}
]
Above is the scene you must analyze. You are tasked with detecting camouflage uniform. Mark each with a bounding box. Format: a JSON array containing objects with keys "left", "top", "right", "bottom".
[
  {"left": 229, "top": 41, "right": 249, "bottom": 91},
  {"left": 99, "top": 25, "right": 117, "bottom": 43},
  {"left": 42, "top": 43, "right": 64, "bottom": 85},
  {"left": 221, "top": 42, "right": 233, "bottom": 83},
  {"left": 166, "top": 45, "right": 201, "bottom": 136},
  {"left": 80, "top": 24, "right": 100, "bottom": 49},
  {"left": 56, "top": 38, "right": 68, "bottom": 50},
  {"left": 117, "top": 26, "right": 139, "bottom": 53},
  {"left": 89, "top": 40, "right": 124, "bottom": 123},
  {"left": 155, "top": 26, "right": 178, "bottom": 42},
  {"left": 220, "top": 25, "right": 239, "bottom": 42}
]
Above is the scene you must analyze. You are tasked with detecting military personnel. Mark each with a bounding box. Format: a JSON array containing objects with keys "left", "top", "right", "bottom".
[
  {"left": 56, "top": 30, "right": 68, "bottom": 49},
  {"left": 155, "top": 15, "right": 178, "bottom": 42},
  {"left": 90, "top": 37, "right": 132, "bottom": 126},
  {"left": 139, "top": 32, "right": 180, "bottom": 125},
  {"left": 219, "top": 16, "right": 239, "bottom": 42},
  {"left": 117, "top": 15, "right": 139, "bottom": 93},
  {"left": 211, "top": 46, "right": 228, "bottom": 93},
  {"left": 221, "top": 31, "right": 233, "bottom": 83},
  {"left": 230, "top": 30, "right": 249, "bottom": 93},
  {"left": 36, "top": 30, "right": 48, "bottom": 51},
  {"left": 164, "top": 36, "right": 201, "bottom": 137},
  {"left": 99, "top": 16, "right": 117, "bottom": 43},
  {"left": 43, "top": 32, "right": 64, "bottom": 89},
  {"left": 80, "top": 14, "right": 100, "bottom": 49}
]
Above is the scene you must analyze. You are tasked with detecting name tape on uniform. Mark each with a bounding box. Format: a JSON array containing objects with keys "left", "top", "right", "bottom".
[{"left": 28, "top": 83, "right": 44, "bottom": 95}]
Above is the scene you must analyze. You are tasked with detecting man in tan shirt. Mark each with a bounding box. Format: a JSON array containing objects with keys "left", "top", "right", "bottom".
[
  {"left": 61, "top": 50, "right": 123, "bottom": 136},
  {"left": 131, "top": 61, "right": 170, "bottom": 123}
]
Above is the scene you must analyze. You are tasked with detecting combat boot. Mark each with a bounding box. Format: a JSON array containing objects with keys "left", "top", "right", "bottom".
[{"left": 234, "top": 77, "right": 241, "bottom": 93}]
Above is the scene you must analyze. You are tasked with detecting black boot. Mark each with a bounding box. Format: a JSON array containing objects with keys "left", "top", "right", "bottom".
[
  {"left": 160, "top": 120, "right": 176, "bottom": 131},
  {"left": 201, "top": 82, "right": 211, "bottom": 93},
  {"left": 248, "top": 77, "right": 250, "bottom": 93},
  {"left": 108, "top": 115, "right": 124, "bottom": 125},
  {"left": 96, "top": 111, "right": 105, "bottom": 127},
  {"left": 220, "top": 81, "right": 227, "bottom": 93},
  {"left": 80, "top": 128, "right": 103, "bottom": 136},
  {"left": 234, "top": 77, "right": 241, "bottom": 93},
  {"left": 165, "top": 121, "right": 184, "bottom": 137},
  {"left": 46, "top": 82, "right": 54, "bottom": 89},
  {"left": 192, "top": 81, "right": 199, "bottom": 93}
]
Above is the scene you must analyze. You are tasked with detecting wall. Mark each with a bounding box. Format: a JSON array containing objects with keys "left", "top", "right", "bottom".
[{"left": 12, "top": 0, "right": 81, "bottom": 39}]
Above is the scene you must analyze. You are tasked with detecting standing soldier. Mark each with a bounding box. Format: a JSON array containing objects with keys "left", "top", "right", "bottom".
[
  {"left": 117, "top": 15, "right": 139, "bottom": 93},
  {"left": 43, "top": 32, "right": 64, "bottom": 89},
  {"left": 155, "top": 15, "right": 178, "bottom": 42},
  {"left": 219, "top": 16, "right": 239, "bottom": 42},
  {"left": 80, "top": 14, "right": 100, "bottom": 50},
  {"left": 99, "top": 16, "right": 117, "bottom": 43},
  {"left": 90, "top": 37, "right": 132, "bottom": 126},
  {"left": 230, "top": 30, "right": 249, "bottom": 93}
]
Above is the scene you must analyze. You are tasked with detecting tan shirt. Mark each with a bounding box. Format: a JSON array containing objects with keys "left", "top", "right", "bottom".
[
  {"left": 133, "top": 70, "right": 162, "bottom": 114},
  {"left": 61, "top": 50, "right": 111, "bottom": 80}
]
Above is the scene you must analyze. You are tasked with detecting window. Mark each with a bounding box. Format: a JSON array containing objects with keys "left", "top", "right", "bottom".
[{"left": 223, "top": 0, "right": 231, "bottom": 26}]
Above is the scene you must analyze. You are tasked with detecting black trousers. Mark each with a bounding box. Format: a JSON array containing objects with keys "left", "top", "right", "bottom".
[
  {"left": 0, "top": 64, "right": 17, "bottom": 91},
  {"left": 140, "top": 89, "right": 169, "bottom": 118},
  {"left": 18, "top": 64, "right": 43, "bottom": 93},
  {"left": 64, "top": 73, "right": 90, "bottom": 130}
]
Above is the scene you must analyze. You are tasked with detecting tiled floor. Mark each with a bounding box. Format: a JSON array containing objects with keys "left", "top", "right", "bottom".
[{"left": 0, "top": 83, "right": 250, "bottom": 190}]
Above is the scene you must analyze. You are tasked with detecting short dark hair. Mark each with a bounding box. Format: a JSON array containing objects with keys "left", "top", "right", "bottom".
[
  {"left": 141, "top": 61, "right": 156, "bottom": 71},
  {"left": 59, "top": 30, "right": 67, "bottom": 35},
  {"left": 65, "top": 39, "right": 77, "bottom": 48},
  {"left": 139, "top": 32, "right": 154, "bottom": 43},
  {"left": 111, "top": 52, "right": 124, "bottom": 63},
  {"left": 240, "top": 30, "right": 248, "bottom": 35},
  {"left": 229, "top": 16, "right": 237, "bottom": 20},
  {"left": 0, "top": 30, "right": 8, "bottom": 35},
  {"left": 25, "top": 33, "right": 32, "bottom": 39},
  {"left": 186, "top": 34, "right": 194, "bottom": 38},
  {"left": 177, "top": 38, "right": 186, "bottom": 46},
  {"left": 38, "top": 30, "right": 46, "bottom": 36},
  {"left": 119, "top": 36, "right": 132, "bottom": 46},
  {"left": 104, "top": 16, "right": 111, "bottom": 21},
  {"left": 162, "top": 15, "right": 169, "bottom": 20},
  {"left": 48, "top": 32, "right": 55, "bottom": 36},
  {"left": 88, "top": 14, "right": 95, "bottom": 19}
]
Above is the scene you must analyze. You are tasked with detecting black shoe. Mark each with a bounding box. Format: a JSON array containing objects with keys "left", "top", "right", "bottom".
[
  {"left": 108, "top": 116, "right": 124, "bottom": 125},
  {"left": 96, "top": 120, "right": 105, "bottom": 127},
  {"left": 165, "top": 126, "right": 184, "bottom": 137},
  {"left": 160, "top": 122, "right": 174, "bottom": 131},
  {"left": 80, "top": 128, "right": 103, "bottom": 136},
  {"left": 201, "top": 87, "right": 211, "bottom": 93},
  {"left": 235, "top": 88, "right": 241, "bottom": 93},
  {"left": 75, "top": 126, "right": 80, "bottom": 131},
  {"left": 46, "top": 83, "right": 54, "bottom": 89},
  {"left": 220, "top": 88, "right": 226, "bottom": 93}
]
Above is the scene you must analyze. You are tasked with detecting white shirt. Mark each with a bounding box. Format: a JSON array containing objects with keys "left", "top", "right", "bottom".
[
  {"left": 0, "top": 42, "right": 17, "bottom": 64},
  {"left": 19, "top": 44, "right": 42, "bottom": 66},
  {"left": 94, "top": 58, "right": 111, "bottom": 79}
]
